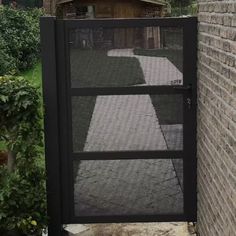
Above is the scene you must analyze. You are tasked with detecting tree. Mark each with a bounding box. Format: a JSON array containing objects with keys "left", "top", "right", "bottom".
[
  {"left": 0, "top": 76, "right": 42, "bottom": 172},
  {"left": 2, "top": 0, "right": 43, "bottom": 8},
  {"left": 43, "top": 0, "right": 56, "bottom": 15},
  {"left": 170, "top": 0, "right": 192, "bottom": 7},
  {"left": 168, "top": 0, "right": 194, "bottom": 15}
]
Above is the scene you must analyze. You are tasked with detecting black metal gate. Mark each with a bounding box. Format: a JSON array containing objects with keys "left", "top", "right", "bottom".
[{"left": 40, "top": 16, "right": 197, "bottom": 235}]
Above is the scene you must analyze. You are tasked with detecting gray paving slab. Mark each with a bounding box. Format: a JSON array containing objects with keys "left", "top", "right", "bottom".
[
  {"left": 74, "top": 159, "right": 183, "bottom": 216},
  {"left": 84, "top": 95, "right": 167, "bottom": 151},
  {"left": 161, "top": 124, "right": 183, "bottom": 150},
  {"left": 65, "top": 222, "right": 193, "bottom": 236}
]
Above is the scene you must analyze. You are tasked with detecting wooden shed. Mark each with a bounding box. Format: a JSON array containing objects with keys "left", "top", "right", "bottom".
[
  {"left": 55, "top": 0, "right": 167, "bottom": 19},
  {"left": 49, "top": 0, "right": 168, "bottom": 49}
]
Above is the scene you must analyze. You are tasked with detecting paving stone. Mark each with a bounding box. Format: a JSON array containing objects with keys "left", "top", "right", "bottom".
[
  {"left": 84, "top": 95, "right": 167, "bottom": 151},
  {"left": 161, "top": 124, "right": 183, "bottom": 150},
  {"left": 66, "top": 222, "right": 192, "bottom": 236},
  {"left": 74, "top": 159, "right": 183, "bottom": 216}
]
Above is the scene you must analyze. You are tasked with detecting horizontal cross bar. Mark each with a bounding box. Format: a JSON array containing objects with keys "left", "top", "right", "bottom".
[
  {"left": 72, "top": 151, "right": 183, "bottom": 160},
  {"left": 68, "top": 214, "right": 188, "bottom": 224},
  {"left": 63, "top": 17, "right": 197, "bottom": 29},
  {"left": 70, "top": 86, "right": 189, "bottom": 96}
]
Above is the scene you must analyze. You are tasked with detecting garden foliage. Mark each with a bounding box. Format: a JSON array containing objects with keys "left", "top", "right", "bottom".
[
  {"left": 0, "top": 6, "right": 42, "bottom": 75},
  {"left": 0, "top": 76, "right": 47, "bottom": 235},
  {"left": 2, "top": 0, "right": 43, "bottom": 8},
  {"left": 0, "top": 35, "right": 16, "bottom": 75},
  {"left": 168, "top": 0, "right": 197, "bottom": 16}
]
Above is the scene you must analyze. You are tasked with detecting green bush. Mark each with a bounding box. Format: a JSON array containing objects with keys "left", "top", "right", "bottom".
[
  {"left": 0, "top": 165, "right": 47, "bottom": 235},
  {"left": 0, "top": 76, "right": 47, "bottom": 236},
  {"left": 170, "top": 1, "right": 197, "bottom": 16},
  {"left": 3, "top": 0, "right": 43, "bottom": 8},
  {"left": 0, "top": 76, "right": 42, "bottom": 152},
  {"left": 0, "top": 36, "right": 17, "bottom": 75},
  {"left": 0, "top": 6, "right": 43, "bottom": 74}
]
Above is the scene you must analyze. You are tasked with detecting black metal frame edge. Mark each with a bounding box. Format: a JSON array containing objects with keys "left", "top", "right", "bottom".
[
  {"left": 40, "top": 17, "right": 65, "bottom": 236},
  {"left": 64, "top": 20, "right": 79, "bottom": 224},
  {"left": 65, "top": 17, "right": 197, "bottom": 28},
  {"left": 183, "top": 17, "right": 197, "bottom": 221},
  {"left": 68, "top": 214, "right": 187, "bottom": 224},
  {"left": 56, "top": 20, "right": 74, "bottom": 225}
]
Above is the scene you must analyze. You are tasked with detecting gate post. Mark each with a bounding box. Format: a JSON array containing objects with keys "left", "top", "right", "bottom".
[{"left": 40, "top": 17, "right": 65, "bottom": 236}]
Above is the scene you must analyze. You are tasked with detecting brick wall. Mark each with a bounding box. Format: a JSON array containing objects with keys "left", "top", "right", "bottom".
[{"left": 197, "top": 1, "right": 236, "bottom": 236}]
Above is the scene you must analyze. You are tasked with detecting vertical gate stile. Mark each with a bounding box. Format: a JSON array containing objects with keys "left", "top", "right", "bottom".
[
  {"left": 56, "top": 20, "right": 68, "bottom": 224},
  {"left": 183, "top": 17, "right": 198, "bottom": 221},
  {"left": 65, "top": 21, "right": 77, "bottom": 221},
  {"left": 40, "top": 17, "right": 64, "bottom": 235}
]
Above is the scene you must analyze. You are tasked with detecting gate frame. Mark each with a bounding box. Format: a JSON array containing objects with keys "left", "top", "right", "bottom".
[{"left": 41, "top": 16, "right": 197, "bottom": 236}]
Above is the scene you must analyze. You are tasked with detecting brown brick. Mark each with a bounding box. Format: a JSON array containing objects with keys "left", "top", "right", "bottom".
[{"left": 197, "top": 1, "right": 236, "bottom": 236}]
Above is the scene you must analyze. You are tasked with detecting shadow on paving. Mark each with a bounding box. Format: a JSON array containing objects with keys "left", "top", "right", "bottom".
[{"left": 74, "top": 159, "right": 183, "bottom": 216}]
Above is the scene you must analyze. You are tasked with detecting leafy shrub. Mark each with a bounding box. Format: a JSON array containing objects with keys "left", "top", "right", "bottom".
[
  {"left": 171, "top": 1, "right": 198, "bottom": 17},
  {"left": 0, "top": 76, "right": 47, "bottom": 235},
  {"left": 0, "top": 76, "right": 42, "bottom": 152},
  {"left": 0, "top": 165, "right": 47, "bottom": 235},
  {"left": 3, "top": 0, "right": 43, "bottom": 8},
  {"left": 0, "top": 36, "right": 17, "bottom": 75},
  {"left": 0, "top": 6, "right": 43, "bottom": 74}
]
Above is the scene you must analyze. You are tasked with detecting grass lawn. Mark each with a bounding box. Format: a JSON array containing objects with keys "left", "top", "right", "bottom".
[
  {"left": 71, "top": 49, "right": 145, "bottom": 152},
  {"left": 20, "top": 61, "right": 42, "bottom": 88},
  {"left": 151, "top": 95, "right": 183, "bottom": 125},
  {"left": 0, "top": 142, "right": 6, "bottom": 151},
  {"left": 21, "top": 62, "right": 44, "bottom": 167},
  {"left": 71, "top": 49, "right": 145, "bottom": 87}
]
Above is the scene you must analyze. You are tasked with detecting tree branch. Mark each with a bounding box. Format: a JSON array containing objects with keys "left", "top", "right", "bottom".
[{"left": 7, "top": 150, "right": 16, "bottom": 172}]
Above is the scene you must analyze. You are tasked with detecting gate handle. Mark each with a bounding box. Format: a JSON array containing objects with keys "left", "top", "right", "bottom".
[{"left": 173, "top": 85, "right": 192, "bottom": 92}]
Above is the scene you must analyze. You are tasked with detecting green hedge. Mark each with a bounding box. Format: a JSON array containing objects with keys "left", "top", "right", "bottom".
[
  {"left": 0, "top": 6, "right": 43, "bottom": 75},
  {"left": 0, "top": 76, "right": 46, "bottom": 235},
  {"left": 2, "top": 0, "right": 43, "bottom": 8},
  {"left": 0, "top": 35, "right": 16, "bottom": 75},
  {"left": 170, "top": 3, "right": 198, "bottom": 16}
]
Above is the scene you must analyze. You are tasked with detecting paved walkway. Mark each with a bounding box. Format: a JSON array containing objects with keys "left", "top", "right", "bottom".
[
  {"left": 74, "top": 159, "right": 183, "bottom": 216},
  {"left": 65, "top": 223, "right": 193, "bottom": 236},
  {"left": 84, "top": 95, "right": 167, "bottom": 151},
  {"left": 74, "top": 49, "right": 183, "bottom": 217}
]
